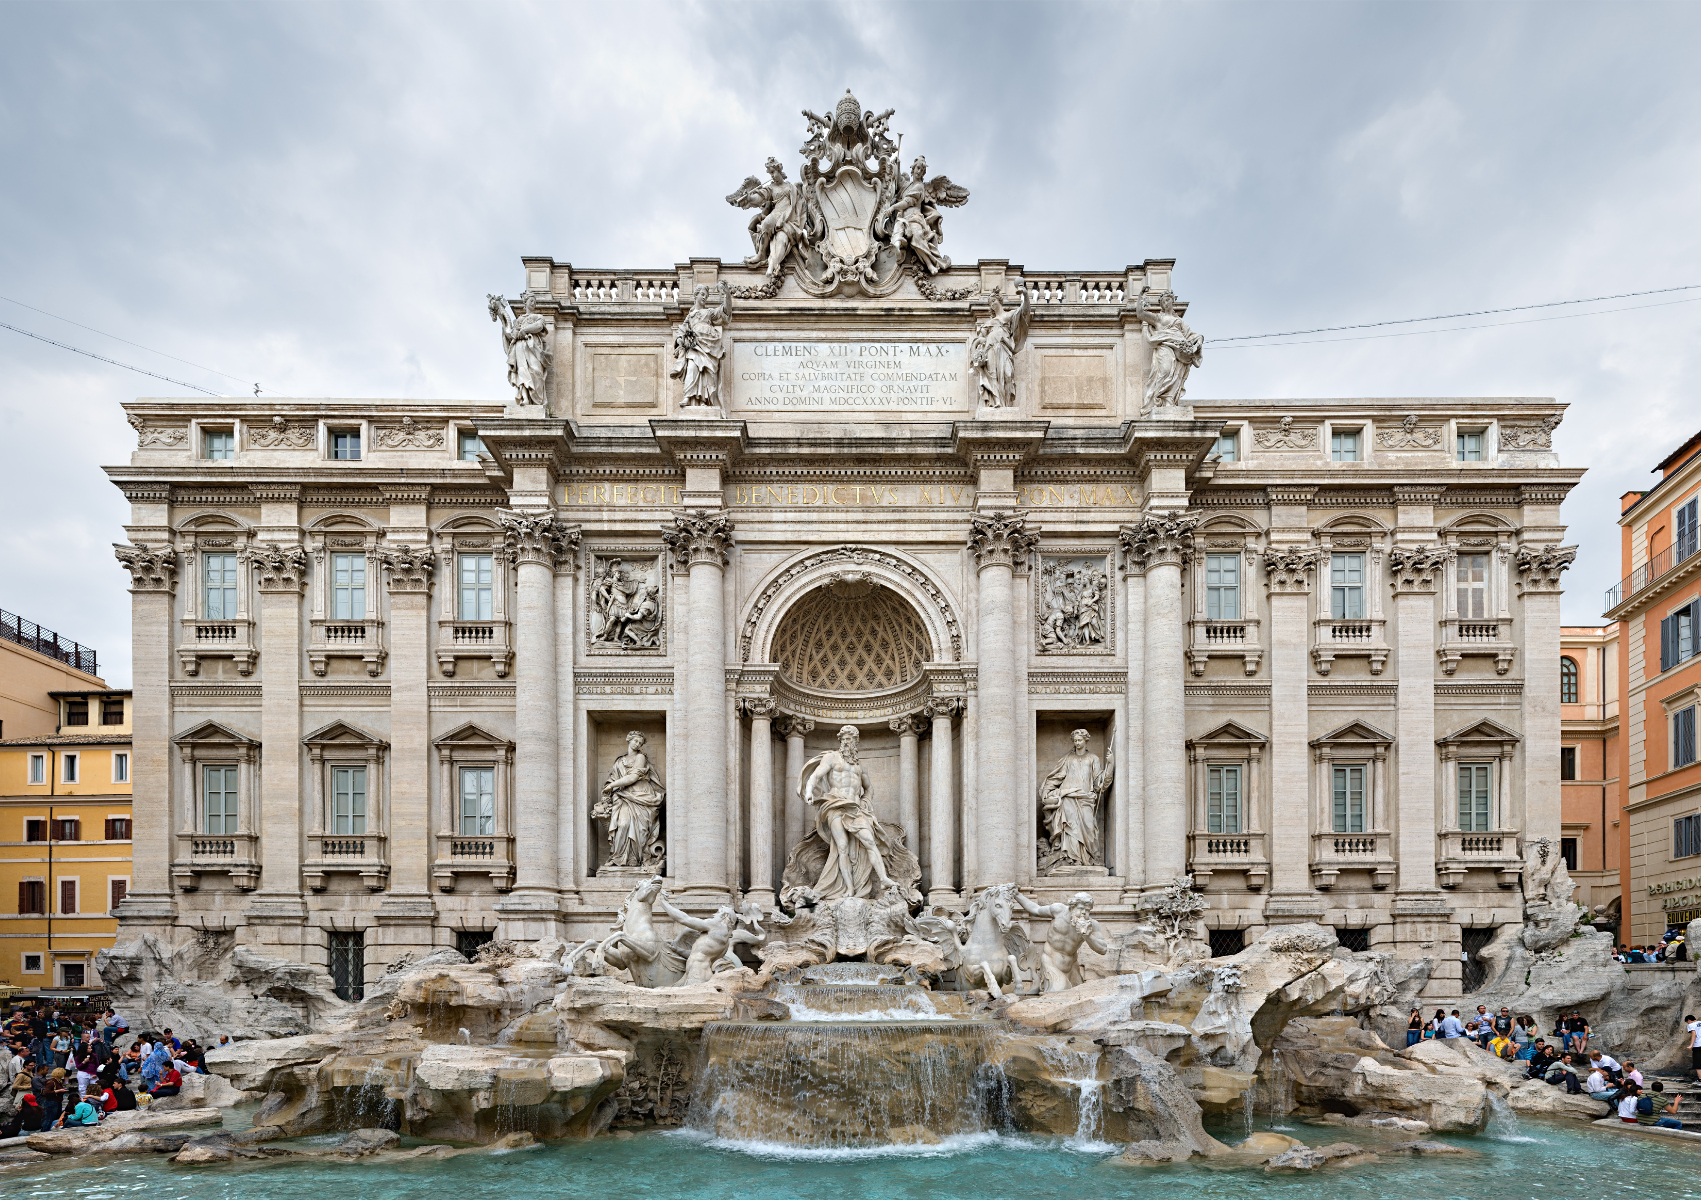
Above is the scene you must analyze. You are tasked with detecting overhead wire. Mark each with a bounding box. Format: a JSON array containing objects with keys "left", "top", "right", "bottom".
[
  {"left": 0, "top": 320, "right": 223, "bottom": 396},
  {"left": 0, "top": 293, "right": 253, "bottom": 386}
]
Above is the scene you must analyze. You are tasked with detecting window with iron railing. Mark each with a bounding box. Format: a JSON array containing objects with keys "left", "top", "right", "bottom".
[
  {"left": 1458, "top": 762, "right": 1493, "bottom": 831},
  {"left": 1332, "top": 764, "right": 1366, "bottom": 833},
  {"left": 1330, "top": 553, "right": 1366, "bottom": 620}
]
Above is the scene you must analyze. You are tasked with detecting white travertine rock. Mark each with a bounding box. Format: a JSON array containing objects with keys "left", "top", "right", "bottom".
[
  {"left": 204, "top": 1034, "right": 340, "bottom": 1092},
  {"left": 26, "top": 1107, "right": 224, "bottom": 1154},
  {"left": 1347, "top": 1057, "right": 1490, "bottom": 1132},
  {"left": 1507, "top": 1078, "right": 1613, "bottom": 1121},
  {"left": 1398, "top": 1037, "right": 1526, "bottom": 1085}
]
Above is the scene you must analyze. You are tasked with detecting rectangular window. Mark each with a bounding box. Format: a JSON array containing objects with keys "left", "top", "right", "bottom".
[
  {"left": 110, "top": 878, "right": 128, "bottom": 912},
  {"left": 17, "top": 880, "right": 45, "bottom": 915},
  {"left": 102, "top": 699, "right": 125, "bottom": 725},
  {"left": 1331, "top": 429, "right": 1361, "bottom": 462},
  {"left": 1330, "top": 553, "right": 1366, "bottom": 620},
  {"left": 1560, "top": 746, "right": 1577, "bottom": 781},
  {"left": 1204, "top": 554, "right": 1240, "bottom": 621},
  {"left": 1213, "top": 432, "right": 1238, "bottom": 462},
  {"left": 328, "top": 931, "right": 366, "bottom": 1002},
  {"left": 104, "top": 818, "right": 132, "bottom": 840},
  {"left": 331, "top": 766, "right": 368, "bottom": 835},
  {"left": 28, "top": 754, "right": 45, "bottom": 785},
  {"left": 330, "top": 429, "right": 362, "bottom": 460},
  {"left": 1456, "top": 553, "right": 1489, "bottom": 619},
  {"left": 1676, "top": 814, "right": 1701, "bottom": 859},
  {"left": 52, "top": 818, "right": 79, "bottom": 841},
  {"left": 61, "top": 753, "right": 78, "bottom": 784},
  {"left": 1207, "top": 928, "right": 1245, "bottom": 958},
  {"left": 203, "top": 429, "right": 235, "bottom": 460},
  {"left": 1675, "top": 706, "right": 1698, "bottom": 770},
  {"left": 1458, "top": 430, "right": 1485, "bottom": 461},
  {"left": 1678, "top": 497, "right": 1699, "bottom": 562},
  {"left": 456, "top": 930, "right": 494, "bottom": 958},
  {"left": 21, "top": 953, "right": 43, "bottom": 974},
  {"left": 203, "top": 765, "right": 239, "bottom": 834},
  {"left": 459, "top": 554, "right": 494, "bottom": 620},
  {"left": 1662, "top": 600, "right": 1700, "bottom": 673},
  {"left": 203, "top": 553, "right": 239, "bottom": 620},
  {"left": 1331, "top": 765, "right": 1366, "bottom": 833},
  {"left": 1206, "top": 764, "right": 1242, "bottom": 834},
  {"left": 1457, "top": 762, "right": 1493, "bottom": 831},
  {"left": 1560, "top": 837, "right": 1579, "bottom": 871},
  {"left": 331, "top": 553, "right": 367, "bottom": 620},
  {"left": 458, "top": 431, "right": 486, "bottom": 461},
  {"left": 112, "top": 752, "right": 129, "bottom": 783},
  {"left": 460, "top": 767, "right": 496, "bottom": 835},
  {"left": 1336, "top": 927, "right": 1371, "bottom": 953},
  {"left": 24, "top": 819, "right": 46, "bottom": 842},
  {"left": 60, "top": 962, "right": 85, "bottom": 988},
  {"left": 59, "top": 879, "right": 77, "bottom": 915},
  {"left": 65, "top": 700, "right": 89, "bottom": 726}
]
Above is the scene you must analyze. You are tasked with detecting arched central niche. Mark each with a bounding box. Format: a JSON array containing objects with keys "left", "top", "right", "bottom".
[{"left": 773, "top": 580, "right": 928, "bottom": 692}]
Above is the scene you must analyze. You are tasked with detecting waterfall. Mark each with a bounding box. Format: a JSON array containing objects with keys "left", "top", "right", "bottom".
[
  {"left": 1242, "top": 1081, "right": 1255, "bottom": 1139},
  {"left": 1038, "top": 1042, "right": 1111, "bottom": 1151},
  {"left": 1266, "top": 1049, "right": 1290, "bottom": 1129},
  {"left": 1486, "top": 1092, "right": 1534, "bottom": 1141}
]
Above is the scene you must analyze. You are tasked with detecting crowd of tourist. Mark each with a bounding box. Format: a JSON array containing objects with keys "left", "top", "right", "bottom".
[
  {"left": 1403, "top": 1003, "right": 1701, "bottom": 1129},
  {"left": 0, "top": 1006, "right": 224, "bottom": 1134},
  {"left": 1614, "top": 932, "right": 1686, "bottom": 963}
]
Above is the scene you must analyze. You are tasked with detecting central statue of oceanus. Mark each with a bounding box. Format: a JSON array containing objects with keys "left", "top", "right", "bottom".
[
  {"left": 780, "top": 724, "right": 922, "bottom": 903},
  {"left": 726, "top": 90, "right": 968, "bottom": 298}
]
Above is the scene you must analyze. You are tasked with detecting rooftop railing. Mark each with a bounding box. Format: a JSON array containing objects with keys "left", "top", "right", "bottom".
[
  {"left": 1606, "top": 532, "right": 1699, "bottom": 611},
  {"left": 0, "top": 609, "right": 97, "bottom": 676}
]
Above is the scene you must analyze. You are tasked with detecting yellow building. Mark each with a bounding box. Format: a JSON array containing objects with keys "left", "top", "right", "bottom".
[{"left": 0, "top": 643, "right": 132, "bottom": 993}]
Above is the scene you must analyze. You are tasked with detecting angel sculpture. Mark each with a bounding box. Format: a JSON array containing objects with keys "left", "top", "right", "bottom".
[
  {"left": 726, "top": 158, "right": 818, "bottom": 280},
  {"left": 878, "top": 156, "right": 969, "bottom": 275}
]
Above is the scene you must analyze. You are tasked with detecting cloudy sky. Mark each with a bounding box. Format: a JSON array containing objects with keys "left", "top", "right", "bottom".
[{"left": 3, "top": 1, "right": 1699, "bottom": 688}]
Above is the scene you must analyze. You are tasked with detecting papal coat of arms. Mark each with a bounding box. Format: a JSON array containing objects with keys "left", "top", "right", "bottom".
[{"left": 726, "top": 90, "right": 969, "bottom": 298}]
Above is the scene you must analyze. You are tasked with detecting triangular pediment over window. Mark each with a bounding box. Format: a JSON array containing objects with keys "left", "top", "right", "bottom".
[
  {"left": 1437, "top": 718, "right": 1521, "bottom": 749},
  {"left": 172, "top": 719, "right": 258, "bottom": 748},
  {"left": 302, "top": 720, "right": 389, "bottom": 750},
  {"left": 1189, "top": 719, "right": 1268, "bottom": 749},
  {"left": 433, "top": 722, "right": 512, "bottom": 751},
  {"left": 1311, "top": 719, "right": 1394, "bottom": 749}
]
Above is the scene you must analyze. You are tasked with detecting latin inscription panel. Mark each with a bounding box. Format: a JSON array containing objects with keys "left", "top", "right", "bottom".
[{"left": 731, "top": 340, "right": 968, "bottom": 412}]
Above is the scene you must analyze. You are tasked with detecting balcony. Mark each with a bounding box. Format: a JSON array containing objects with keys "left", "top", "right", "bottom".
[
  {"left": 1, "top": 609, "right": 97, "bottom": 675},
  {"left": 432, "top": 833, "right": 515, "bottom": 892},
  {"left": 1188, "top": 618, "right": 1263, "bottom": 677},
  {"left": 173, "top": 831, "right": 260, "bottom": 891},
  {"left": 1187, "top": 831, "right": 1268, "bottom": 890},
  {"left": 1607, "top": 533, "right": 1699, "bottom": 610},
  {"left": 177, "top": 617, "right": 256, "bottom": 677},
  {"left": 1437, "top": 618, "right": 1517, "bottom": 676},
  {"left": 308, "top": 617, "right": 387, "bottom": 677},
  {"left": 1437, "top": 830, "right": 1523, "bottom": 889},
  {"left": 1311, "top": 617, "right": 1389, "bottom": 676},
  {"left": 1309, "top": 830, "right": 1395, "bottom": 890},
  {"left": 303, "top": 832, "right": 389, "bottom": 891},
  {"left": 436, "top": 619, "right": 512, "bottom": 677}
]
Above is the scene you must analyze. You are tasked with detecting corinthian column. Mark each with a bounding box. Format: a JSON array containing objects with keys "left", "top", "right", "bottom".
[
  {"left": 496, "top": 510, "right": 579, "bottom": 938},
  {"left": 1116, "top": 532, "right": 1147, "bottom": 899},
  {"left": 741, "top": 698, "right": 777, "bottom": 906},
  {"left": 113, "top": 542, "right": 178, "bottom": 933},
  {"left": 890, "top": 714, "right": 923, "bottom": 858},
  {"left": 1389, "top": 542, "right": 1449, "bottom": 889},
  {"left": 1124, "top": 514, "right": 1196, "bottom": 892},
  {"left": 776, "top": 714, "right": 814, "bottom": 872},
  {"left": 1516, "top": 538, "right": 1575, "bottom": 843},
  {"left": 923, "top": 697, "right": 960, "bottom": 905},
  {"left": 663, "top": 510, "right": 734, "bottom": 901},
  {"left": 377, "top": 545, "right": 435, "bottom": 904},
  {"left": 968, "top": 511, "right": 1036, "bottom": 887},
  {"left": 1263, "top": 540, "right": 1319, "bottom": 898}
]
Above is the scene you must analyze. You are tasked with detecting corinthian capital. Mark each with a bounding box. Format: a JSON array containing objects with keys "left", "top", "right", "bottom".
[
  {"left": 378, "top": 543, "right": 436, "bottom": 593},
  {"left": 1387, "top": 545, "right": 1449, "bottom": 594},
  {"left": 1262, "top": 546, "right": 1319, "bottom": 593},
  {"left": 243, "top": 543, "right": 309, "bottom": 593},
  {"left": 662, "top": 510, "right": 733, "bottom": 569},
  {"left": 774, "top": 714, "right": 815, "bottom": 740},
  {"left": 1119, "top": 513, "right": 1198, "bottom": 571},
  {"left": 498, "top": 509, "right": 582, "bottom": 570},
  {"left": 922, "top": 696, "right": 964, "bottom": 721},
  {"left": 968, "top": 511, "right": 1037, "bottom": 572},
  {"left": 113, "top": 542, "right": 177, "bottom": 592},
  {"left": 1514, "top": 543, "right": 1576, "bottom": 594}
]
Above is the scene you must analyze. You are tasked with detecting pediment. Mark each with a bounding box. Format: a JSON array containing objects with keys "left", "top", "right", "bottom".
[
  {"left": 1312, "top": 719, "right": 1395, "bottom": 747},
  {"left": 303, "top": 719, "right": 388, "bottom": 749},
  {"left": 1437, "top": 718, "right": 1521, "bottom": 746},
  {"left": 433, "top": 721, "right": 512, "bottom": 750},
  {"left": 172, "top": 719, "right": 257, "bottom": 747},
  {"left": 1189, "top": 719, "right": 1268, "bottom": 747}
]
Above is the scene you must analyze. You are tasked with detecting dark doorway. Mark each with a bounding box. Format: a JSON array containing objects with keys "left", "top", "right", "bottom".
[{"left": 329, "top": 931, "right": 366, "bottom": 1002}]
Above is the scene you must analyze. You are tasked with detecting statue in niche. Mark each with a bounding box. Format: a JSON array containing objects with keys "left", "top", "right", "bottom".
[
  {"left": 1037, "top": 558, "right": 1109, "bottom": 652},
  {"left": 1037, "top": 729, "right": 1114, "bottom": 873},
  {"left": 487, "top": 293, "right": 551, "bottom": 407},
  {"left": 670, "top": 283, "right": 729, "bottom": 408},
  {"left": 969, "top": 287, "right": 1028, "bottom": 408},
  {"left": 589, "top": 557, "right": 662, "bottom": 650},
  {"left": 1014, "top": 888, "right": 1109, "bottom": 993},
  {"left": 1135, "top": 288, "right": 1204, "bottom": 413},
  {"left": 784, "top": 725, "right": 910, "bottom": 902},
  {"left": 593, "top": 731, "right": 666, "bottom": 871}
]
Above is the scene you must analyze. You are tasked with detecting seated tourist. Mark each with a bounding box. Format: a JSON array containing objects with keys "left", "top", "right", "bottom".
[
  {"left": 1588, "top": 1050, "right": 1623, "bottom": 1079},
  {"left": 1563, "top": 1011, "right": 1591, "bottom": 1054},
  {"left": 58, "top": 1097, "right": 100, "bottom": 1127},
  {"left": 149, "top": 1064, "right": 182, "bottom": 1098},
  {"left": 1637, "top": 1082, "right": 1684, "bottom": 1129},
  {"left": 1545, "top": 1054, "right": 1583, "bottom": 1093},
  {"left": 1623, "top": 1061, "right": 1645, "bottom": 1087},
  {"left": 1488, "top": 1032, "right": 1516, "bottom": 1060},
  {"left": 1, "top": 1094, "right": 44, "bottom": 1136},
  {"left": 1586, "top": 1065, "right": 1620, "bottom": 1107},
  {"left": 107, "top": 1078, "right": 138, "bottom": 1112},
  {"left": 1525, "top": 1040, "right": 1557, "bottom": 1076}
]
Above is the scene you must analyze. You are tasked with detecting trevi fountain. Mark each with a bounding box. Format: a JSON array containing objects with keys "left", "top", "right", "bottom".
[{"left": 14, "top": 91, "right": 1698, "bottom": 1195}]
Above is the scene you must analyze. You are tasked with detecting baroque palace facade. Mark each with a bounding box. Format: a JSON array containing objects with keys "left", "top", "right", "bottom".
[{"left": 106, "top": 96, "right": 1580, "bottom": 1001}]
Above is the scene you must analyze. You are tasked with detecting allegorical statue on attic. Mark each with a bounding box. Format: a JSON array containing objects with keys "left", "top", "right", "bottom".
[
  {"left": 969, "top": 286, "right": 1028, "bottom": 408},
  {"left": 670, "top": 283, "right": 729, "bottom": 408},
  {"left": 1135, "top": 287, "right": 1205, "bottom": 413},
  {"left": 726, "top": 90, "right": 969, "bottom": 298},
  {"left": 487, "top": 292, "right": 551, "bottom": 407}
]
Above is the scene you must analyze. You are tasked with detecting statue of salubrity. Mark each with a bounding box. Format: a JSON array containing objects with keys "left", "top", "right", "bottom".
[
  {"left": 594, "top": 731, "right": 666, "bottom": 872},
  {"left": 1037, "top": 728, "right": 1114, "bottom": 874}
]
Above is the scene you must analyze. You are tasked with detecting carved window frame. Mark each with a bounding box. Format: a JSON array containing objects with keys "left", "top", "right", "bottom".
[
  {"left": 1187, "top": 519, "right": 1263, "bottom": 676},
  {"left": 307, "top": 517, "right": 387, "bottom": 677},
  {"left": 431, "top": 518, "right": 511, "bottom": 677},
  {"left": 1032, "top": 548, "right": 1115, "bottom": 657},
  {"left": 1310, "top": 519, "right": 1390, "bottom": 676},
  {"left": 174, "top": 515, "right": 257, "bottom": 677},
  {"left": 431, "top": 722, "right": 514, "bottom": 892},
  {"left": 1436, "top": 517, "right": 1518, "bottom": 676},
  {"left": 171, "top": 720, "right": 260, "bottom": 891},
  {"left": 584, "top": 546, "right": 668, "bottom": 657},
  {"left": 302, "top": 720, "right": 389, "bottom": 891},
  {"left": 1185, "top": 720, "right": 1268, "bottom": 889}
]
